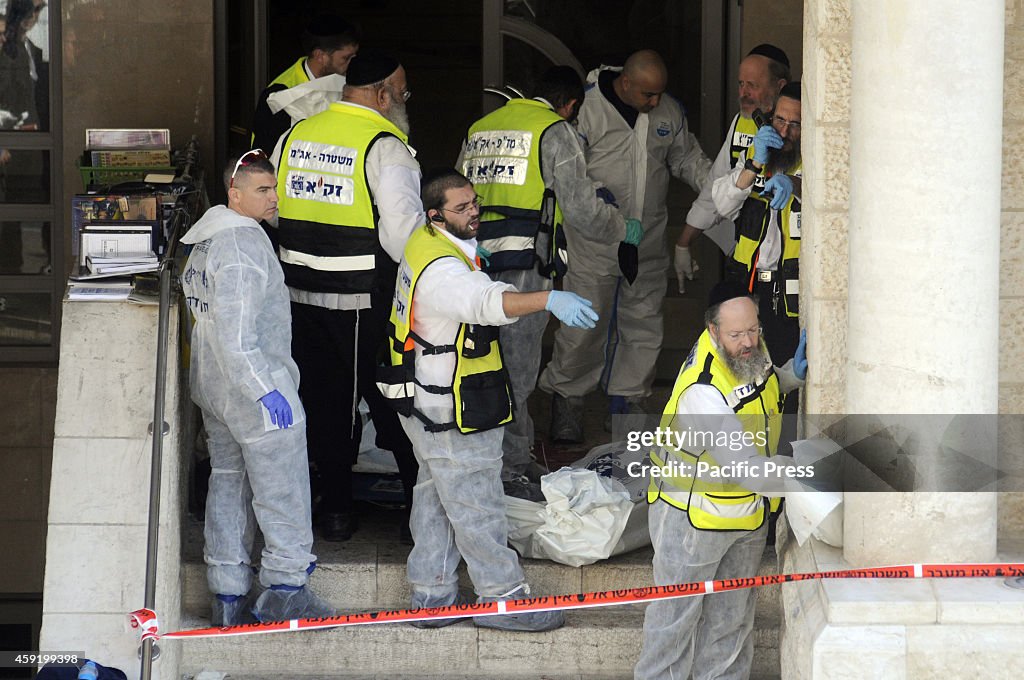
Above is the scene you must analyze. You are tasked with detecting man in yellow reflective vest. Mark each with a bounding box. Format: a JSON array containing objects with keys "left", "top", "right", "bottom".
[
  {"left": 251, "top": 15, "right": 360, "bottom": 153},
  {"left": 713, "top": 81, "right": 803, "bottom": 404},
  {"left": 674, "top": 44, "right": 791, "bottom": 292},
  {"left": 273, "top": 50, "right": 420, "bottom": 543},
  {"left": 457, "top": 65, "right": 636, "bottom": 492},
  {"left": 386, "top": 169, "right": 598, "bottom": 632},
  {"left": 635, "top": 281, "right": 807, "bottom": 680}
]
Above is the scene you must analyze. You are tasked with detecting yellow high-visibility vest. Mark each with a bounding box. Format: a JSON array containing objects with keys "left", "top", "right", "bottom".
[
  {"left": 462, "top": 98, "right": 567, "bottom": 278},
  {"left": 378, "top": 225, "right": 514, "bottom": 434},
  {"left": 276, "top": 103, "right": 409, "bottom": 294},
  {"left": 648, "top": 329, "right": 782, "bottom": 530}
]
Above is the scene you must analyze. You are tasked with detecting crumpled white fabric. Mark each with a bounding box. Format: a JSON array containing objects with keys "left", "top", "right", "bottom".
[
  {"left": 267, "top": 74, "right": 346, "bottom": 124},
  {"left": 505, "top": 466, "right": 634, "bottom": 567}
]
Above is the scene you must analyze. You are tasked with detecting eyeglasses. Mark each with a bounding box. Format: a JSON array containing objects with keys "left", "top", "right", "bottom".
[
  {"left": 394, "top": 87, "right": 412, "bottom": 102},
  {"left": 230, "top": 148, "right": 268, "bottom": 188},
  {"left": 715, "top": 325, "right": 763, "bottom": 342},
  {"left": 772, "top": 115, "right": 801, "bottom": 131},
  {"left": 441, "top": 195, "right": 482, "bottom": 215}
]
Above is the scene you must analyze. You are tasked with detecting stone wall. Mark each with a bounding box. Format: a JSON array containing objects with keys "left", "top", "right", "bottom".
[
  {"left": 1001, "top": 0, "right": 1024, "bottom": 542},
  {"left": 801, "top": 0, "right": 851, "bottom": 417},
  {"left": 800, "top": 0, "right": 1023, "bottom": 543}
]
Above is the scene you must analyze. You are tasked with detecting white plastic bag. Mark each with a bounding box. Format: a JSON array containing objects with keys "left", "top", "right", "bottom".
[
  {"left": 505, "top": 466, "right": 633, "bottom": 567},
  {"left": 571, "top": 441, "right": 654, "bottom": 555}
]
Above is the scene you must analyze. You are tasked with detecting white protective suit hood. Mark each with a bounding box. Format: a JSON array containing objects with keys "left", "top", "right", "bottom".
[
  {"left": 181, "top": 204, "right": 261, "bottom": 245},
  {"left": 267, "top": 74, "right": 346, "bottom": 127}
]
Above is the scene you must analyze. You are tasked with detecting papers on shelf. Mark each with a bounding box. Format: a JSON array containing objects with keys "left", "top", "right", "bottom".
[{"left": 66, "top": 279, "right": 132, "bottom": 302}]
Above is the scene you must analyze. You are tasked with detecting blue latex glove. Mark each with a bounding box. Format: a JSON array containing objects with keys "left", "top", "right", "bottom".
[
  {"left": 794, "top": 329, "right": 808, "bottom": 380},
  {"left": 545, "top": 290, "right": 599, "bottom": 329},
  {"left": 78, "top": 661, "right": 99, "bottom": 680},
  {"left": 763, "top": 174, "right": 793, "bottom": 210},
  {"left": 596, "top": 186, "right": 618, "bottom": 207},
  {"left": 259, "top": 389, "right": 293, "bottom": 428},
  {"left": 752, "top": 124, "right": 784, "bottom": 165},
  {"left": 623, "top": 218, "right": 643, "bottom": 246},
  {"left": 476, "top": 244, "right": 492, "bottom": 268}
]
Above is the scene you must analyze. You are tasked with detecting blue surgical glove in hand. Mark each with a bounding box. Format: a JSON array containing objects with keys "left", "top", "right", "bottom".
[
  {"left": 476, "top": 244, "right": 492, "bottom": 268},
  {"left": 623, "top": 218, "right": 643, "bottom": 246},
  {"left": 596, "top": 186, "right": 618, "bottom": 207},
  {"left": 259, "top": 389, "right": 293, "bottom": 429},
  {"left": 763, "top": 174, "right": 794, "bottom": 210},
  {"left": 545, "top": 290, "right": 599, "bottom": 329},
  {"left": 794, "top": 329, "right": 808, "bottom": 380},
  {"left": 752, "top": 124, "right": 784, "bottom": 165}
]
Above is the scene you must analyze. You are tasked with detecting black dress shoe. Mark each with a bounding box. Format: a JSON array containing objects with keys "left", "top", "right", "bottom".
[{"left": 318, "top": 512, "right": 357, "bottom": 542}]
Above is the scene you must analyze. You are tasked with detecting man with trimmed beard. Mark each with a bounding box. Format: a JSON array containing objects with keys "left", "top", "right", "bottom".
[
  {"left": 381, "top": 169, "right": 597, "bottom": 632},
  {"left": 636, "top": 281, "right": 806, "bottom": 680},
  {"left": 713, "top": 81, "right": 803, "bottom": 369},
  {"left": 274, "top": 50, "right": 420, "bottom": 543},
  {"left": 673, "top": 44, "right": 790, "bottom": 293}
]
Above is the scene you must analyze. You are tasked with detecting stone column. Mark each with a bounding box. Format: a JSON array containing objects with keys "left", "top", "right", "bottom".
[{"left": 843, "top": 0, "right": 1002, "bottom": 565}]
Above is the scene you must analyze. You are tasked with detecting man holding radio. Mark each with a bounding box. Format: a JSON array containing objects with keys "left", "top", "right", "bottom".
[
  {"left": 712, "top": 81, "right": 803, "bottom": 366},
  {"left": 673, "top": 44, "right": 791, "bottom": 293}
]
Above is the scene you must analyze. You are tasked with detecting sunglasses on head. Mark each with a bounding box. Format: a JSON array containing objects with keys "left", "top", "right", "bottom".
[{"left": 230, "top": 149, "right": 268, "bottom": 187}]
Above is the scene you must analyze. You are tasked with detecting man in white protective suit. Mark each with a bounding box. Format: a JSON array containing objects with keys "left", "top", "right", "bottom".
[
  {"left": 181, "top": 151, "right": 334, "bottom": 625},
  {"left": 538, "top": 49, "right": 712, "bottom": 442}
]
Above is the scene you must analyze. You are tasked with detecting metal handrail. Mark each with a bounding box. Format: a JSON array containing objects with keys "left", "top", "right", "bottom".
[
  {"left": 138, "top": 137, "right": 203, "bottom": 679},
  {"left": 139, "top": 257, "right": 173, "bottom": 680}
]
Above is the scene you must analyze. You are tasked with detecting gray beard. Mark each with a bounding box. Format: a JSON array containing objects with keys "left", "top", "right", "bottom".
[
  {"left": 722, "top": 344, "right": 771, "bottom": 384},
  {"left": 384, "top": 97, "right": 410, "bottom": 135}
]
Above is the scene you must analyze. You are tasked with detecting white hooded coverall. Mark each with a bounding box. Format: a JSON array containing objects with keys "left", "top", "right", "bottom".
[
  {"left": 539, "top": 66, "right": 711, "bottom": 399},
  {"left": 181, "top": 205, "right": 316, "bottom": 597}
]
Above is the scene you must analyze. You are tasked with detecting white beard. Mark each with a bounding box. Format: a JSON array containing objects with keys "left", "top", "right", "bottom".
[{"left": 384, "top": 96, "right": 410, "bottom": 135}]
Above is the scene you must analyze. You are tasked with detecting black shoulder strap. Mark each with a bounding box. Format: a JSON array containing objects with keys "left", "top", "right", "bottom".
[{"left": 696, "top": 353, "right": 715, "bottom": 385}]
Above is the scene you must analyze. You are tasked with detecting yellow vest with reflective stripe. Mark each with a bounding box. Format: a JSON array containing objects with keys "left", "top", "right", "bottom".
[
  {"left": 647, "top": 329, "right": 782, "bottom": 530},
  {"left": 462, "top": 98, "right": 567, "bottom": 277},
  {"left": 381, "top": 225, "right": 514, "bottom": 434},
  {"left": 276, "top": 103, "right": 409, "bottom": 294},
  {"left": 269, "top": 57, "right": 311, "bottom": 90},
  {"left": 729, "top": 159, "right": 802, "bottom": 317}
]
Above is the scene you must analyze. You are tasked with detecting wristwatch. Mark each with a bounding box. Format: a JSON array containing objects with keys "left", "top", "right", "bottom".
[{"left": 744, "top": 158, "right": 763, "bottom": 174}]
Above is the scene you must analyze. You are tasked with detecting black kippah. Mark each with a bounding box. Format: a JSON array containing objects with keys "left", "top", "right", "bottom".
[
  {"left": 747, "top": 43, "right": 790, "bottom": 70},
  {"left": 708, "top": 281, "right": 753, "bottom": 310},
  {"left": 779, "top": 81, "right": 801, "bottom": 102},
  {"left": 346, "top": 49, "right": 400, "bottom": 86}
]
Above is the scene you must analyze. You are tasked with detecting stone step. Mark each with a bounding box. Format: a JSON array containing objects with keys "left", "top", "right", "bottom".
[
  {"left": 178, "top": 606, "right": 780, "bottom": 678},
  {"left": 181, "top": 520, "right": 782, "bottom": 623}
]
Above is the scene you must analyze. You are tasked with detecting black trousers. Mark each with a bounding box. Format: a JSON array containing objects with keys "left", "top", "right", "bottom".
[{"left": 290, "top": 299, "right": 418, "bottom": 515}]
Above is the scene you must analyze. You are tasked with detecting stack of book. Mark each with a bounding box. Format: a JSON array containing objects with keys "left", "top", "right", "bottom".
[
  {"left": 85, "top": 252, "right": 159, "bottom": 277},
  {"left": 79, "top": 128, "right": 175, "bottom": 190},
  {"left": 85, "top": 129, "right": 171, "bottom": 167}
]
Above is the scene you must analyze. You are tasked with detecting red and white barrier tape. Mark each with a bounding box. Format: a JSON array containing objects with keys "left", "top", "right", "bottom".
[{"left": 129, "top": 562, "right": 1024, "bottom": 641}]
